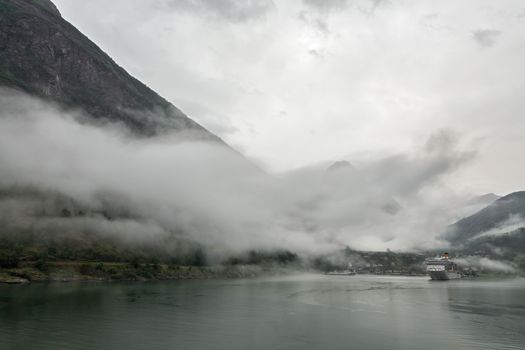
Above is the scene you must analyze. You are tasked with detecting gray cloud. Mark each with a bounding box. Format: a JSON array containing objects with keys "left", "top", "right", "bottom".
[
  {"left": 298, "top": 10, "right": 330, "bottom": 35},
  {"left": 0, "top": 89, "right": 478, "bottom": 255},
  {"left": 473, "top": 29, "right": 502, "bottom": 47},
  {"left": 303, "top": 0, "right": 348, "bottom": 12},
  {"left": 302, "top": 0, "right": 387, "bottom": 14},
  {"left": 162, "top": 0, "right": 275, "bottom": 22},
  {"left": 455, "top": 256, "right": 516, "bottom": 273},
  {"left": 470, "top": 214, "right": 525, "bottom": 240},
  {"left": 49, "top": 0, "right": 525, "bottom": 195},
  {"left": 357, "top": 0, "right": 389, "bottom": 15}
]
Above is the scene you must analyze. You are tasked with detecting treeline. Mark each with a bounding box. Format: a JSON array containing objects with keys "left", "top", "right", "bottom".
[
  {"left": 0, "top": 230, "right": 207, "bottom": 269},
  {"left": 311, "top": 248, "right": 427, "bottom": 274},
  {"left": 224, "top": 250, "right": 300, "bottom": 267},
  {"left": 0, "top": 229, "right": 434, "bottom": 275}
]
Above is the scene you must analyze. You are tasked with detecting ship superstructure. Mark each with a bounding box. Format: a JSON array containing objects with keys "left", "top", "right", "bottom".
[{"left": 425, "top": 253, "right": 461, "bottom": 280}]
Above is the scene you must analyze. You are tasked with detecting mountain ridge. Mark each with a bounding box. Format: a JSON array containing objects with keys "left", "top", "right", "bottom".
[
  {"left": 445, "top": 191, "right": 525, "bottom": 244},
  {"left": 0, "top": 0, "right": 221, "bottom": 139}
]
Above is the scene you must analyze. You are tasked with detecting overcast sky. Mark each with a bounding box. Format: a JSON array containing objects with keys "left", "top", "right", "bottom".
[{"left": 53, "top": 0, "right": 525, "bottom": 195}]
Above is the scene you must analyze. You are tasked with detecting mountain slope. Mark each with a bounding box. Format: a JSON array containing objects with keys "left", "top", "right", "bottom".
[
  {"left": 465, "top": 193, "right": 501, "bottom": 206},
  {"left": 445, "top": 191, "right": 525, "bottom": 243},
  {"left": 0, "top": 0, "right": 220, "bottom": 138}
]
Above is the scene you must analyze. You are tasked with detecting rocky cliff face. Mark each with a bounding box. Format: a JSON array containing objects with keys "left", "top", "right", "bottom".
[{"left": 0, "top": 0, "right": 220, "bottom": 138}]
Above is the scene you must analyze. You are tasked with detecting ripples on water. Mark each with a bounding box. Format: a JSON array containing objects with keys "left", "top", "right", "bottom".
[{"left": 1, "top": 275, "right": 524, "bottom": 350}]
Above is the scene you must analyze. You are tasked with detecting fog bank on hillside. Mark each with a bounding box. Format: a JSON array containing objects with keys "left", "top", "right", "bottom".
[{"left": 0, "top": 89, "right": 477, "bottom": 257}]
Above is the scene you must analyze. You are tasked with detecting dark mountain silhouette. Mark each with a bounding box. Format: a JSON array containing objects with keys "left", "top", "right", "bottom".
[
  {"left": 0, "top": 0, "right": 221, "bottom": 139},
  {"left": 445, "top": 191, "right": 525, "bottom": 243},
  {"left": 325, "top": 160, "right": 355, "bottom": 174}
]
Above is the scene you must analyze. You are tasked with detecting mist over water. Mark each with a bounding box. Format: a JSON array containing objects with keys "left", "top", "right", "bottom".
[{"left": 0, "top": 89, "right": 480, "bottom": 256}]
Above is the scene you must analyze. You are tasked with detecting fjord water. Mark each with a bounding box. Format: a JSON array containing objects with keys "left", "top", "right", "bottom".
[{"left": 1, "top": 275, "right": 524, "bottom": 350}]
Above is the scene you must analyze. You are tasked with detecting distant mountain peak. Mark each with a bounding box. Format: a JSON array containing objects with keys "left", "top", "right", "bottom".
[
  {"left": 445, "top": 191, "right": 525, "bottom": 243},
  {"left": 465, "top": 193, "right": 501, "bottom": 206},
  {"left": 326, "top": 160, "right": 355, "bottom": 173}
]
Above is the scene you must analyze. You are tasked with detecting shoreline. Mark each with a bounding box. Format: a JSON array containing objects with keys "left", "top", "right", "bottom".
[
  {"left": 0, "top": 261, "right": 268, "bottom": 284},
  {"left": 2, "top": 262, "right": 520, "bottom": 285}
]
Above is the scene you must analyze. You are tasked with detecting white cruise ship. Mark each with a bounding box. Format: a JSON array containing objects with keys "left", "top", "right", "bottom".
[{"left": 425, "top": 253, "right": 461, "bottom": 280}]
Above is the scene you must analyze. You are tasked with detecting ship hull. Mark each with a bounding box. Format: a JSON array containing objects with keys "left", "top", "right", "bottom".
[
  {"left": 326, "top": 271, "right": 356, "bottom": 276},
  {"left": 429, "top": 271, "right": 461, "bottom": 280}
]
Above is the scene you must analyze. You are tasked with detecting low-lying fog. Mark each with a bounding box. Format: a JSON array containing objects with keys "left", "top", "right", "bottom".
[{"left": 0, "top": 88, "right": 484, "bottom": 258}]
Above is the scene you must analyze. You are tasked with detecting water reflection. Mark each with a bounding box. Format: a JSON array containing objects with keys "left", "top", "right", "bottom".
[{"left": 1, "top": 275, "right": 524, "bottom": 350}]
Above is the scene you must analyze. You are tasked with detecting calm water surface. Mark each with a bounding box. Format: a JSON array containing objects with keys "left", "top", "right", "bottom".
[{"left": 1, "top": 275, "right": 524, "bottom": 349}]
